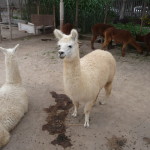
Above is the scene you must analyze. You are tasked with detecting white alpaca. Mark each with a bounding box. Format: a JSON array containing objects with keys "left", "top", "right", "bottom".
[
  {"left": 54, "top": 29, "right": 116, "bottom": 127},
  {"left": 0, "top": 44, "right": 28, "bottom": 147}
]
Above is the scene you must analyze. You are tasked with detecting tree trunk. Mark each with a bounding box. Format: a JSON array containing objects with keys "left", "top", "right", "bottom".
[
  {"left": 0, "top": 7, "right": 2, "bottom": 22},
  {"left": 75, "top": 0, "right": 78, "bottom": 28},
  {"left": 0, "top": 25, "right": 2, "bottom": 42},
  {"left": 60, "top": 0, "right": 64, "bottom": 30},
  {"left": 53, "top": 5, "right": 56, "bottom": 28},
  {"left": 104, "top": 5, "right": 109, "bottom": 23},
  {"left": 36, "top": 0, "right": 40, "bottom": 15},
  {"left": 6, "top": 0, "right": 12, "bottom": 40},
  {"left": 119, "top": 0, "right": 127, "bottom": 20},
  {"left": 140, "top": 1, "right": 147, "bottom": 34},
  {"left": 19, "top": 0, "right": 23, "bottom": 19}
]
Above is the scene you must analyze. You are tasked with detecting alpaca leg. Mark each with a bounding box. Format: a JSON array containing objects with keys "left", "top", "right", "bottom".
[
  {"left": 122, "top": 43, "right": 127, "bottom": 57},
  {"left": 102, "top": 37, "right": 111, "bottom": 50},
  {"left": 101, "top": 82, "right": 112, "bottom": 105},
  {"left": 72, "top": 101, "right": 79, "bottom": 117},
  {"left": 91, "top": 35, "right": 98, "bottom": 49},
  {"left": 108, "top": 40, "right": 113, "bottom": 50},
  {"left": 145, "top": 45, "right": 150, "bottom": 56},
  {"left": 0, "top": 124, "right": 10, "bottom": 147},
  {"left": 129, "top": 39, "right": 143, "bottom": 54},
  {"left": 84, "top": 101, "right": 94, "bottom": 127}
]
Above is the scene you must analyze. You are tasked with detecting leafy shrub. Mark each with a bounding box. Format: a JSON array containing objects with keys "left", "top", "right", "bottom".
[{"left": 113, "top": 23, "right": 150, "bottom": 36}]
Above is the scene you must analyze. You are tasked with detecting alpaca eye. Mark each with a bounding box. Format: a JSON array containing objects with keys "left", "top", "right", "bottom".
[
  {"left": 68, "top": 45, "right": 72, "bottom": 48},
  {"left": 57, "top": 45, "right": 61, "bottom": 49}
]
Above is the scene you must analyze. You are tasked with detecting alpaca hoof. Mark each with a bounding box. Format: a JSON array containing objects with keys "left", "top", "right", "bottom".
[
  {"left": 84, "top": 121, "right": 89, "bottom": 128},
  {"left": 0, "top": 128, "right": 10, "bottom": 147},
  {"left": 72, "top": 112, "right": 77, "bottom": 117},
  {"left": 99, "top": 101, "right": 106, "bottom": 105}
]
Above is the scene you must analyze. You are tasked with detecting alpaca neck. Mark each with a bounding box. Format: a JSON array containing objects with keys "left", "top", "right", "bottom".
[
  {"left": 63, "top": 54, "right": 81, "bottom": 78},
  {"left": 5, "top": 56, "right": 22, "bottom": 84}
]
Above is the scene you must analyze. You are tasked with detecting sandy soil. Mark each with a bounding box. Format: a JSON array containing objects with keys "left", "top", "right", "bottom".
[{"left": 0, "top": 30, "right": 150, "bottom": 150}]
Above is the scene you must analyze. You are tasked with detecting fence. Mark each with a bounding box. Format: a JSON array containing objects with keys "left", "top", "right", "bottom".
[{"left": 0, "top": 0, "right": 150, "bottom": 35}]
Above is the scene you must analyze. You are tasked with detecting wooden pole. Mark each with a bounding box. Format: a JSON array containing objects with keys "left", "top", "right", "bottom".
[
  {"left": 0, "top": 25, "right": 2, "bottom": 42},
  {"left": 140, "top": 1, "right": 147, "bottom": 34},
  {"left": 37, "top": 0, "right": 40, "bottom": 15},
  {"left": 60, "top": 0, "right": 64, "bottom": 30},
  {"left": 104, "top": 5, "right": 109, "bottom": 23},
  {"left": 6, "top": 0, "right": 12, "bottom": 40},
  {"left": 75, "top": 0, "right": 78, "bottom": 28},
  {"left": 119, "top": 0, "right": 127, "bottom": 20},
  {"left": 53, "top": 5, "right": 56, "bottom": 28}
]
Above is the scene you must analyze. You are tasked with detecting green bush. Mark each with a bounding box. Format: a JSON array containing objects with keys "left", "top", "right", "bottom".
[{"left": 113, "top": 23, "right": 150, "bottom": 36}]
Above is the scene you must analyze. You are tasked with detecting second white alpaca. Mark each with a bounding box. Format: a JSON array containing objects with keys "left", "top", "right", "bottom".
[
  {"left": 54, "top": 29, "right": 116, "bottom": 127},
  {"left": 0, "top": 45, "right": 28, "bottom": 147}
]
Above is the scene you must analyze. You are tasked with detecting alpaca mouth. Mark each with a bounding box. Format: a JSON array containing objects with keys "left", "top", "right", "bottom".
[{"left": 59, "top": 54, "right": 65, "bottom": 59}]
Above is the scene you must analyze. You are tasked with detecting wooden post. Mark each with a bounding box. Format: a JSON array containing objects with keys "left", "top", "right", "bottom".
[
  {"left": 53, "top": 5, "right": 56, "bottom": 28},
  {"left": 36, "top": 0, "right": 40, "bottom": 15},
  {"left": 119, "top": 0, "right": 127, "bottom": 20},
  {"left": 104, "top": 5, "right": 109, "bottom": 23},
  {"left": 75, "top": 0, "right": 78, "bottom": 28},
  {"left": 6, "top": 0, "right": 12, "bottom": 40},
  {"left": 60, "top": 0, "right": 64, "bottom": 30},
  {"left": 0, "top": 25, "right": 2, "bottom": 42},
  {"left": 140, "top": 1, "right": 147, "bottom": 34},
  {"left": 0, "top": 6, "right": 2, "bottom": 22}
]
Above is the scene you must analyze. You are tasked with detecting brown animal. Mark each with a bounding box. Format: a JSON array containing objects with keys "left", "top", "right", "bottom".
[
  {"left": 102, "top": 27, "right": 143, "bottom": 57},
  {"left": 136, "top": 33, "right": 150, "bottom": 56},
  {"left": 91, "top": 23, "right": 113, "bottom": 49},
  {"left": 61, "top": 23, "right": 74, "bottom": 35}
]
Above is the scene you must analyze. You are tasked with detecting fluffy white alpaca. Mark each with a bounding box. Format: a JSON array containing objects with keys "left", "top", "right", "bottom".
[
  {"left": 54, "top": 29, "right": 116, "bottom": 127},
  {"left": 0, "top": 44, "right": 28, "bottom": 147}
]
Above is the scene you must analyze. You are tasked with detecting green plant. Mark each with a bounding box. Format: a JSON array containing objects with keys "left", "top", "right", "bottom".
[{"left": 113, "top": 23, "right": 150, "bottom": 36}]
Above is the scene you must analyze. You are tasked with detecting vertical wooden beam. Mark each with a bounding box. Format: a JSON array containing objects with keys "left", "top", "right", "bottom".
[
  {"left": 53, "top": 5, "right": 56, "bottom": 28},
  {"left": 60, "top": 0, "right": 64, "bottom": 30},
  {"left": 0, "top": 25, "right": 2, "bottom": 42},
  {"left": 119, "top": 0, "right": 127, "bottom": 20},
  {"left": 6, "top": 0, "right": 12, "bottom": 40},
  {"left": 75, "top": 0, "right": 78, "bottom": 28}
]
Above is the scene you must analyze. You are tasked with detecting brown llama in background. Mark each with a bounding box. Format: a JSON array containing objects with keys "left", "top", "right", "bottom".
[
  {"left": 61, "top": 23, "right": 74, "bottom": 35},
  {"left": 136, "top": 33, "right": 150, "bottom": 56},
  {"left": 102, "top": 27, "right": 143, "bottom": 57},
  {"left": 91, "top": 23, "right": 113, "bottom": 49}
]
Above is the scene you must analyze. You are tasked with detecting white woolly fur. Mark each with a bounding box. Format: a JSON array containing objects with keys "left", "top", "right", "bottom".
[
  {"left": 0, "top": 44, "right": 28, "bottom": 147},
  {"left": 54, "top": 29, "right": 116, "bottom": 127}
]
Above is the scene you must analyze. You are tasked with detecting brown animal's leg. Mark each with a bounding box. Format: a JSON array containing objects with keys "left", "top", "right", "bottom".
[
  {"left": 145, "top": 45, "right": 150, "bottom": 56},
  {"left": 91, "top": 35, "right": 98, "bottom": 50},
  {"left": 102, "top": 37, "right": 111, "bottom": 49},
  {"left": 108, "top": 40, "right": 113, "bottom": 50},
  {"left": 102, "top": 31, "right": 112, "bottom": 50},
  {"left": 129, "top": 38, "right": 143, "bottom": 54},
  {"left": 122, "top": 43, "right": 128, "bottom": 57}
]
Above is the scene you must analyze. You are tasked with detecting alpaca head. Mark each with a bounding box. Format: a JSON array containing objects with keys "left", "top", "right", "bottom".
[
  {"left": 0, "top": 44, "right": 19, "bottom": 58},
  {"left": 54, "top": 29, "right": 79, "bottom": 60}
]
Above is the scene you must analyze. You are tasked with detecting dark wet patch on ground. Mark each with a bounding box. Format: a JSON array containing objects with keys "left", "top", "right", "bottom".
[
  {"left": 143, "top": 137, "right": 150, "bottom": 145},
  {"left": 42, "top": 91, "right": 73, "bottom": 149},
  {"left": 106, "top": 135, "right": 127, "bottom": 150}
]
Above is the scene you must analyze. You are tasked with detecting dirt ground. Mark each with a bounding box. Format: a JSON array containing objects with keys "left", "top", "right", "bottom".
[{"left": 0, "top": 27, "right": 150, "bottom": 150}]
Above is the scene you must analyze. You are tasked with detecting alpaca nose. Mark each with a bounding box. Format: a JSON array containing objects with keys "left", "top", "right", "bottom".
[{"left": 58, "top": 51, "right": 64, "bottom": 55}]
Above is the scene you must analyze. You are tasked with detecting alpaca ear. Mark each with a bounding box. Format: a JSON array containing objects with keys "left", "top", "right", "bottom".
[
  {"left": 0, "top": 47, "right": 7, "bottom": 53},
  {"left": 71, "top": 29, "right": 78, "bottom": 41},
  {"left": 13, "top": 44, "right": 19, "bottom": 52},
  {"left": 54, "top": 29, "right": 63, "bottom": 40}
]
